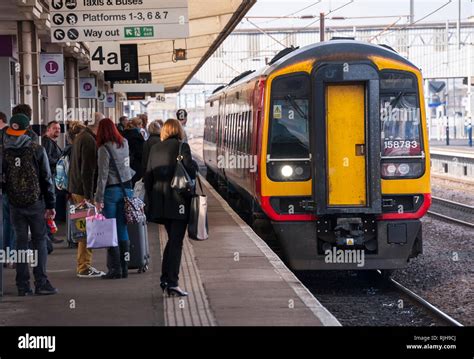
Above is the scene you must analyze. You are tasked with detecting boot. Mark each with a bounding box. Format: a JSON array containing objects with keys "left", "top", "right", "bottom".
[
  {"left": 119, "top": 241, "right": 130, "bottom": 279},
  {"left": 102, "top": 246, "right": 121, "bottom": 279}
]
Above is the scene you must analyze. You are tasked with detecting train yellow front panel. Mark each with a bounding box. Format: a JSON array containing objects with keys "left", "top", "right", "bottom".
[{"left": 326, "top": 84, "right": 367, "bottom": 206}]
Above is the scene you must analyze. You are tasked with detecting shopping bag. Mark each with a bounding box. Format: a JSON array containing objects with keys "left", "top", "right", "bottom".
[
  {"left": 86, "top": 214, "right": 118, "bottom": 249},
  {"left": 188, "top": 176, "right": 208, "bottom": 241},
  {"left": 68, "top": 201, "right": 97, "bottom": 242}
]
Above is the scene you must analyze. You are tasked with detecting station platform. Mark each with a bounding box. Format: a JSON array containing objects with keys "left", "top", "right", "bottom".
[
  {"left": 0, "top": 176, "right": 339, "bottom": 327},
  {"left": 429, "top": 140, "right": 473, "bottom": 154}
]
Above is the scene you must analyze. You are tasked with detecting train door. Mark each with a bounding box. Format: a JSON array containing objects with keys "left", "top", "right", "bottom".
[
  {"left": 326, "top": 84, "right": 367, "bottom": 206},
  {"left": 312, "top": 63, "right": 382, "bottom": 215}
]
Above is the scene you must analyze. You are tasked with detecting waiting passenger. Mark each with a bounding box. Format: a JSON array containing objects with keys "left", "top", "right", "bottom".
[
  {"left": 68, "top": 119, "right": 105, "bottom": 278},
  {"left": 3, "top": 113, "right": 57, "bottom": 296},
  {"left": 142, "top": 119, "right": 162, "bottom": 171},
  {"left": 139, "top": 114, "right": 149, "bottom": 140},
  {"left": 117, "top": 116, "right": 128, "bottom": 135},
  {"left": 94, "top": 118, "right": 134, "bottom": 279},
  {"left": 144, "top": 119, "right": 198, "bottom": 297},
  {"left": 11, "top": 104, "right": 39, "bottom": 143},
  {"left": 42, "top": 121, "right": 64, "bottom": 246},
  {"left": 123, "top": 118, "right": 145, "bottom": 186}
]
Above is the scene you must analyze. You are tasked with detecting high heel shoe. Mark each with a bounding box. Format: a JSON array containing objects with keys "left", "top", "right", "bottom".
[
  {"left": 166, "top": 287, "right": 188, "bottom": 297},
  {"left": 160, "top": 282, "right": 168, "bottom": 292}
]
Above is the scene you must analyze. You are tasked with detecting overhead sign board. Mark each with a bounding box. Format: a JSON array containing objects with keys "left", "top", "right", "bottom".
[
  {"left": 113, "top": 83, "right": 165, "bottom": 93},
  {"left": 104, "top": 93, "right": 116, "bottom": 108},
  {"left": 39, "top": 53, "right": 64, "bottom": 85},
  {"left": 104, "top": 44, "right": 139, "bottom": 83},
  {"left": 50, "top": 0, "right": 189, "bottom": 43},
  {"left": 79, "top": 77, "right": 97, "bottom": 99},
  {"left": 89, "top": 42, "right": 121, "bottom": 72}
]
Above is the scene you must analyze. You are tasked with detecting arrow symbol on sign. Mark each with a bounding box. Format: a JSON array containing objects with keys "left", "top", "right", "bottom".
[{"left": 125, "top": 28, "right": 133, "bottom": 36}]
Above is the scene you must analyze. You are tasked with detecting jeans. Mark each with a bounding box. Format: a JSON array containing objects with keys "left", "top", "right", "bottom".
[
  {"left": 161, "top": 219, "right": 188, "bottom": 287},
  {"left": 102, "top": 186, "right": 133, "bottom": 242},
  {"left": 10, "top": 200, "right": 48, "bottom": 289},
  {"left": 3, "top": 194, "right": 16, "bottom": 250}
]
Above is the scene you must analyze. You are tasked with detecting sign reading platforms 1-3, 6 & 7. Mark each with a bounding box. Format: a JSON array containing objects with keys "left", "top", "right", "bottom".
[{"left": 50, "top": 0, "right": 189, "bottom": 43}]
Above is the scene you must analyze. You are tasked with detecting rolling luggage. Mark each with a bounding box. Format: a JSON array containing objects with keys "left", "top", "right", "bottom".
[{"left": 127, "top": 221, "right": 150, "bottom": 273}]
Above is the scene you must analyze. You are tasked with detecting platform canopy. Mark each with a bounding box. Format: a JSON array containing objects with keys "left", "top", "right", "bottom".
[{"left": 137, "top": 0, "right": 256, "bottom": 93}]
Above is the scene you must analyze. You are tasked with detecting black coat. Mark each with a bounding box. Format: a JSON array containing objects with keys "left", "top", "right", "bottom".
[
  {"left": 144, "top": 137, "right": 197, "bottom": 222},
  {"left": 42, "top": 135, "right": 63, "bottom": 177},
  {"left": 123, "top": 128, "right": 144, "bottom": 184},
  {"left": 142, "top": 133, "right": 161, "bottom": 171}
]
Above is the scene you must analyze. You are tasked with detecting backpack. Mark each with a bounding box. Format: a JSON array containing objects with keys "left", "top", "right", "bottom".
[
  {"left": 4, "top": 143, "right": 42, "bottom": 208},
  {"left": 55, "top": 154, "right": 69, "bottom": 191}
]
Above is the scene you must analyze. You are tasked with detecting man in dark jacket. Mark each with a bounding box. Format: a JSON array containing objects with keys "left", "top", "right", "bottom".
[
  {"left": 3, "top": 114, "right": 58, "bottom": 296},
  {"left": 42, "top": 120, "right": 64, "bottom": 245},
  {"left": 68, "top": 124, "right": 104, "bottom": 278}
]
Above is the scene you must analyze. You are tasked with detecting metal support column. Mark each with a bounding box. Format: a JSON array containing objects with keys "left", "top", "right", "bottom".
[{"left": 17, "top": 21, "right": 41, "bottom": 125}]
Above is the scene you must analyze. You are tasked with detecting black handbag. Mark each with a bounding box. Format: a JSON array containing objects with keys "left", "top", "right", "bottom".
[{"left": 171, "top": 141, "right": 195, "bottom": 195}]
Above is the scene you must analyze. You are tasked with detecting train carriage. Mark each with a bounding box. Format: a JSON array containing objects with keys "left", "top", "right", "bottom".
[{"left": 203, "top": 39, "right": 431, "bottom": 270}]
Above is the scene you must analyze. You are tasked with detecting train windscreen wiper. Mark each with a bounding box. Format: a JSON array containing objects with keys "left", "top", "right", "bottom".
[{"left": 285, "top": 95, "right": 306, "bottom": 119}]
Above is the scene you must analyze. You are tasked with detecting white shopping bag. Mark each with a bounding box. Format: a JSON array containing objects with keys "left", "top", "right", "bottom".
[{"left": 86, "top": 214, "right": 118, "bottom": 249}]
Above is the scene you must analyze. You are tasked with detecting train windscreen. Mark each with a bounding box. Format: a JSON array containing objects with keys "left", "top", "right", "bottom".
[{"left": 269, "top": 74, "right": 310, "bottom": 159}]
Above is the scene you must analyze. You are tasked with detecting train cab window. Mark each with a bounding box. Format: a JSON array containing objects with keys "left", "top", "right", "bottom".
[
  {"left": 267, "top": 74, "right": 311, "bottom": 182},
  {"left": 380, "top": 71, "right": 425, "bottom": 179},
  {"left": 380, "top": 72, "right": 422, "bottom": 157},
  {"left": 269, "top": 74, "right": 310, "bottom": 159}
]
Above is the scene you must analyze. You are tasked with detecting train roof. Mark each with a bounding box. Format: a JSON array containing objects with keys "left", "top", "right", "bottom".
[{"left": 209, "top": 40, "right": 419, "bottom": 98}]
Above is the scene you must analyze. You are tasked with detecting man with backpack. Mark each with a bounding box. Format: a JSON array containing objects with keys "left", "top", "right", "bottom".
[{"left": 3, "top": 113, "right": 58, "bottom": 296}]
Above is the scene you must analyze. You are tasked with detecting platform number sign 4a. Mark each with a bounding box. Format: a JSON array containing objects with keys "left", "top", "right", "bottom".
[{"left": 89, "top": 43, "right": 122, "bottom": 72}]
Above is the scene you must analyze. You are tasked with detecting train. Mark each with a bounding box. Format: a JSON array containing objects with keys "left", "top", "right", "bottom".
[{"left": 203, "top": 39, "right": 431, "bottom": 271}]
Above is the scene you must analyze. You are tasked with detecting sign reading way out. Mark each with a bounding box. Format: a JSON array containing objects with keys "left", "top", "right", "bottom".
[{"left": 50, "top": 0, "right": 189, "bottom": 42}]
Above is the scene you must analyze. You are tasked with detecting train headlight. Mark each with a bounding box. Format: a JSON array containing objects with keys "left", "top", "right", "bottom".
[
  {"left": 381, "top": 162, "right": 424, "bottom": 178},
  {"left": 267, "top": 161, "right": 311, "bottom": 182},
  {"left": 398, "top": 163, "right": 410, "bottom": 175},
  {"left": 281, "top": 165, "right": 294, "bottom": 177}
]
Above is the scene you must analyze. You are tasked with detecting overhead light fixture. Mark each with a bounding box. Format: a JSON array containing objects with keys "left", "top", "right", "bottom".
[
  {"left": 172, "top": 40, "right": 187, "bottom": 62},
  {"left": 174, "top": 48, "right": 187, "bottom": 61}
]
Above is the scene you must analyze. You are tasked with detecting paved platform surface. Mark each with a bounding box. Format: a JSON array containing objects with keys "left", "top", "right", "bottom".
[{"left": 0, "top": 172, "right": 339, "bottom": 326}]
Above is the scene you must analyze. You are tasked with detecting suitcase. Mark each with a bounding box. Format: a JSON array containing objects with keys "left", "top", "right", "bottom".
[{"left": 127, "top": 222, "right": 150, "bottom": 273}]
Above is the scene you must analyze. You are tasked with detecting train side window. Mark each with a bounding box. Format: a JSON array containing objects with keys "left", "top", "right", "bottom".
[{"left": 269, "top": 74, "right": 310, "bottom": 159}]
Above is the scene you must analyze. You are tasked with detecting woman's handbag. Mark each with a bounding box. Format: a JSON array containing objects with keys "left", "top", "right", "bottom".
[
  {"left": 188, "top": 176, "right": 209, "bottom": 241},
  {"left": 86, "top": 214, "right": 118, "bottom": 249},
  {"left": 105, "top": 145, "right": 146, "bottom": 224},
  {"left": 171, "top": 141, "right": 195, "bottom": 196}
]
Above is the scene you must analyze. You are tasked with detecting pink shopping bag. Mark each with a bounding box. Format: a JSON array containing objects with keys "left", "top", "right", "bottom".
[{"left": 86, "top": 214, "right": 118, "bottom": 249}]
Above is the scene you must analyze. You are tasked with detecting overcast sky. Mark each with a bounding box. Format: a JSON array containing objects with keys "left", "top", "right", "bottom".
[{"left": 238, "top": 0, "right": 474, "bottom": 29}]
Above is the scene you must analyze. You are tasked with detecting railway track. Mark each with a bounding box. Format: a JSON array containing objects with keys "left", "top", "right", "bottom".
[
  {"left": 297, "top": 270, "right": 464, "bottom": 327},
  {"left": 428, "top": 196, "right": 474, "bottom": 228}
]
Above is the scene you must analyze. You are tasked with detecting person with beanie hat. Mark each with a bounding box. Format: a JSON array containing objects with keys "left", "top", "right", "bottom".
[{"left": 3, "top": 113, "right": 58, "bottom": 296}]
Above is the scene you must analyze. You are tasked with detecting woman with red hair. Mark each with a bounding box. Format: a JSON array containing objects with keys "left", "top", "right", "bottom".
[{"left": 94, "top": 118, "right": 135, "bottom": 279}]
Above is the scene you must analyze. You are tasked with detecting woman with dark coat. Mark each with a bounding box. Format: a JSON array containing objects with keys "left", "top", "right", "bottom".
[
  {"left": 144, "top": 119, "right": 197, "bottom": 297},
  {"left": 142, "top": 119, "right": 162, "bottom": 171},
  {"left": 122, "top": 117, "right": 144, "bottom": 185}
]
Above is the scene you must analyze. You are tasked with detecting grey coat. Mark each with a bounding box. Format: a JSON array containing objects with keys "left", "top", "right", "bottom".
[{"left": 95, "top": 140, "right": 135, "bottom": 203}]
